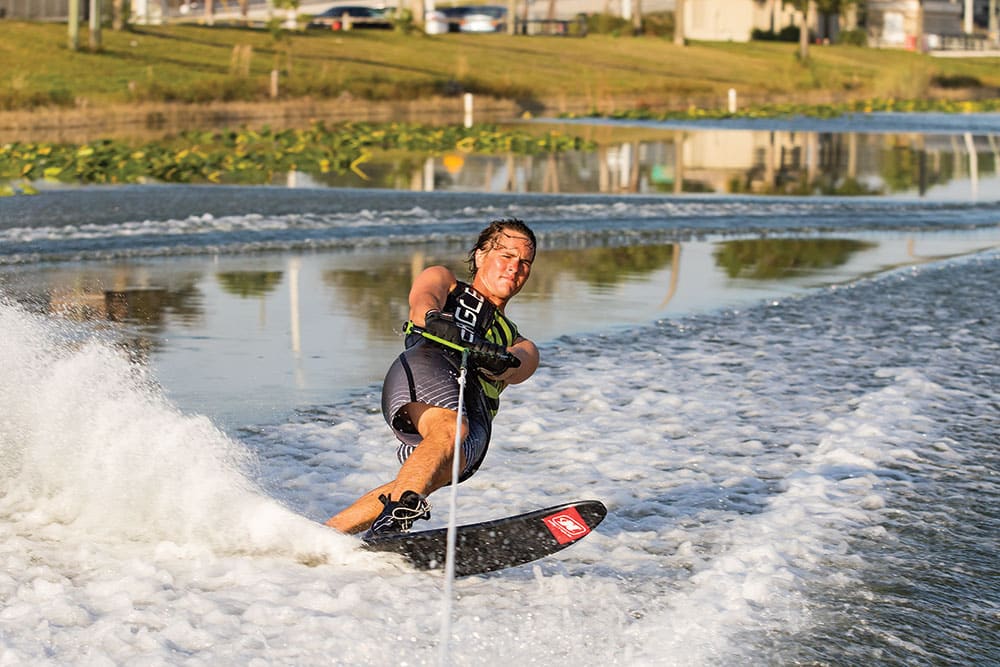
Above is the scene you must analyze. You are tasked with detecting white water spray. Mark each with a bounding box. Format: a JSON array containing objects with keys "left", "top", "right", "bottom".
[{"left": 0, "top": 300, "right": 354, "bottom": 562}]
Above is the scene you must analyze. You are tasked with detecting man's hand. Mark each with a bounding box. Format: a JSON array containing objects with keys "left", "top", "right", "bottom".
[
  {"left": 421, "top": 310, "right": 520, "bottom": 375},
  {"left": 422, "top": 309, "right": 467, "bottom": 347},
  {"left": 468, "top": 339, "right": 521, "bottom": 376}
]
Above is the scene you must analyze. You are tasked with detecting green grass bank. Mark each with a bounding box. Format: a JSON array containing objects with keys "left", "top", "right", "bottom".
[{"left": 2, "top": 21, "right": 1000, "bottom": 139}]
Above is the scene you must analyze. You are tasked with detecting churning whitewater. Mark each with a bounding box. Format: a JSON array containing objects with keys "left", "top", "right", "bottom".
[{"left": 1, "top": 242, "right": 997, "bottom": 664}]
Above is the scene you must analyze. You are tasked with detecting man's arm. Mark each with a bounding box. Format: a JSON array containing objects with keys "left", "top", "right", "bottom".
[
  {"left": 485, "top": 336, "right": 538, "bottom": 385},
  {"left": 408, "top": 266, "right": 458, "bottom": 325}
]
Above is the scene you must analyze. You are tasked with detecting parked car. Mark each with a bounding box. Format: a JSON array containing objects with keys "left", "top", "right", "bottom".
[
  {"left": 308, "top": 5, "right": 394, "bottom": 31},
  {"left": 457, "top": 5, "right": 506, "bottom": 33},
  {"left": 424, "top": 6, "right": 472, "bottom": 34}
]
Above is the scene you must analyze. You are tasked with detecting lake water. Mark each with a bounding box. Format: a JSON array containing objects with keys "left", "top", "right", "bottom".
[{"left": 0, "top": 115, "right": 998, "bottom": 665}]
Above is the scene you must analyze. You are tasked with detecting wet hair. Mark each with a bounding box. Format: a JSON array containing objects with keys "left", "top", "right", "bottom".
[{"left": 466, "top": 218, "right": 537, "bottom": 276}]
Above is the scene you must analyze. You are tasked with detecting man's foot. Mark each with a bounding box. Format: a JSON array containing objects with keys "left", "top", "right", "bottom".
[{"left": 362, "top": 491, "right": 431, "bottom": 541}]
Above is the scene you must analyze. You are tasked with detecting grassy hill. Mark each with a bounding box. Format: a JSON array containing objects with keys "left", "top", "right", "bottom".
[{"left": 2, "top": 20, "right": 999, "bottom": 129}]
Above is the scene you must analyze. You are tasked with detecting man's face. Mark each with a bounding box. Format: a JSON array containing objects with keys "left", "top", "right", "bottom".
[{"left": 472, "top": 230, "right": 535, "bottom": 305}]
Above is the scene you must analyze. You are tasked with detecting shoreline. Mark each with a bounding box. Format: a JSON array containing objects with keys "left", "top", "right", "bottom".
[
  {"left": 1, "top": 86, "right": 996, "bottom": 144},
  {"left": 0, "top": 89, "right": 927, "bottom": 143},
  {"left": 0, "top": 96, "right": 520, "bottom": 143}
]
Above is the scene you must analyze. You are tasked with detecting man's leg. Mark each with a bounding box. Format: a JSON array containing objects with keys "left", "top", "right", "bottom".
[
  {"left": 389, "top": 404, "right": 468, "bottom": 497},
  {"left": 325, "top": 404, "right": 467, "bottom": 534},
  {"left": 324, "top": 481, "right": 394, "bottom": 534}
]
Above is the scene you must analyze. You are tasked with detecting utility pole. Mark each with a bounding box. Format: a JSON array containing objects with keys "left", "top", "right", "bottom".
[
  {"left": 799, "top": 1, "right": 811, "bottom": 61},
  {"left": 990, "top": 0, "right": 998, "bottom": 43},
  {"left": 68, "top": 0, "right": 81, "bottom": 50},
  {"left": 89, "top": 0, "right": 103, "bottom": 51},
  {"left": 915, "top": 0, "right": 924, "bottom": 50},
  {"left": 674, "top": 0, "right": 685, "bottom": 45},
  {"left": 112, "top": 0, "right": 124, "bottom": 30}
]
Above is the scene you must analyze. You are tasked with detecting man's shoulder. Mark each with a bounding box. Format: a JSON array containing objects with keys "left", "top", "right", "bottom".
[
  {"left": 416, "top": 265, "right": 459, "bottom": 290},
  {"left": 421, "top": 264, "right": 457, "bottom": 278}
]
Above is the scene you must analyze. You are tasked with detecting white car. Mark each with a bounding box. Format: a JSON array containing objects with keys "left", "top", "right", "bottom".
[{"left": 458, "top": 5, "right": 506, "bottom": 32}]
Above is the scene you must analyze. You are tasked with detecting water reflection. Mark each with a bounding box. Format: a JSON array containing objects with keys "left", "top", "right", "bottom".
[
  {"left": 288, "top": 127, "right": 998, "bottom": 200},
  {"left": 714, "top": 239, "right": 875, "bottom": 280},
  {"left": 3, "top": 229, "right": 997, "bottom": 428},
  {"left": 216, "top": 271, "right": 284, "bottom": 298},
  {"left": 533, "top": 245, "right": 678, "bottom": 290},
  {"left": 29, "top": 268, "right": 205, "bottom": 363},
  {"left": 9, "top": 234, "right": 991, "bottom": 339},
  {"left": 320, "top": 259, "right": 416, "bottom": 337},
  {"left": 43, "top": 270, "right": 203, "bottom": 328}
]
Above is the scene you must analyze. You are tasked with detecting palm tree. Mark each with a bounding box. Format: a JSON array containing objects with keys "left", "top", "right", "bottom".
[
  {"left": 781, "top": 0, "right": 813, "bottom": 60},
  {"left": 112, "top": 0, "right": 125, "bottom": 30},
  {"left": 784, "top": 0, "right": 858, "bottom": 61}
]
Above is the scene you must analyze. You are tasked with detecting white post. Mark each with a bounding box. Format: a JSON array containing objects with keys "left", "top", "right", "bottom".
[
  {"left": 964, "top": 0, "right": 974, "bottom": 34},
  {"left": 463, "top": 93, "right": 474, "bottom": 128},
  {"left": 423, "top": 157, "right": 435, "bottom": 191},
  {"left": 727, "top": 88, "right": 737, "bottom": 113}
]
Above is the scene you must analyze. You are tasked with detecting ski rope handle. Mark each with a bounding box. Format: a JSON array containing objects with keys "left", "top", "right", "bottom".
[
  {"left": 405, "top": 320, "right": 466, "bottom": 352},
  {"left": 438, "top": 347, "right": 468, "bottom": 665},
  {"left": 405, "top": 321, "right": 520, "bottom": 370}
]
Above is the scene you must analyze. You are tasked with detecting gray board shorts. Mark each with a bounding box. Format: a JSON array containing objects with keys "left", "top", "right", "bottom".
[{"left": 381, "top": 335, "right": 492, "bottom": 483}]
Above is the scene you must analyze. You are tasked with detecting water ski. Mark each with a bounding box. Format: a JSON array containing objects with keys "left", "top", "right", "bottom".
[{"left": 362, "top": 500, "right": 607, "bottom": 577}]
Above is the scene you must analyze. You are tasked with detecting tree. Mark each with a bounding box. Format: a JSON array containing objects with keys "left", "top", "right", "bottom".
[
  {"left": 68, "top": 0, "right": 81, "bottom": 50},
  {"left": 410, "top": 0, "right": 425, "bottom": 29},
  {"left": 781, "top": 0, "right": 812, "bottom": 60},
  {"left": 267, "top": 0, "right": 300, "bottom": 96},
  {"left": 783, "top": 0, "right": 857, "bottom": 61},
  {"left": 112, "top": 0, "right": 126, "bottom": 30}
]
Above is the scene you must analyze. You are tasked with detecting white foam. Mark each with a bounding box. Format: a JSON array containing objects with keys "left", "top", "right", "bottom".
[
  {"left": 0, "top": 248, "right": 992, "bottom": 664},
  {"left": 0, "top": 302, "right": 357, "bottom": 564}
]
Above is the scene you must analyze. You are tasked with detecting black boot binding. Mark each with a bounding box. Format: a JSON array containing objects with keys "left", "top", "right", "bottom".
[{"left": 362, "top": 491, "right": 431, "bottom": 541}]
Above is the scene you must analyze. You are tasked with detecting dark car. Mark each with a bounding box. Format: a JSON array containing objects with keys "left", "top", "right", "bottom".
[{"left": 308, "top": 5, "right": 394, "bottom": 31}]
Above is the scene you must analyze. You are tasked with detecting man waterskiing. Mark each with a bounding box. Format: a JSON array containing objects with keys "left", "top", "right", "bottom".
[{"left": 326, "top": 218, "right": 539, "bottom": 538}]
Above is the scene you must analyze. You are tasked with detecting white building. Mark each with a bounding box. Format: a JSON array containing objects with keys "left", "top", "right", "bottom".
[{"left": 681, "top": 0, "right": 806, "bottom": 42}]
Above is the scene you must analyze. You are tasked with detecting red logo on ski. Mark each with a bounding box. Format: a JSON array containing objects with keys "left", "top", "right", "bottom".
[{"left": 542, "top": 507, "right": 591, "bottom": 544}]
